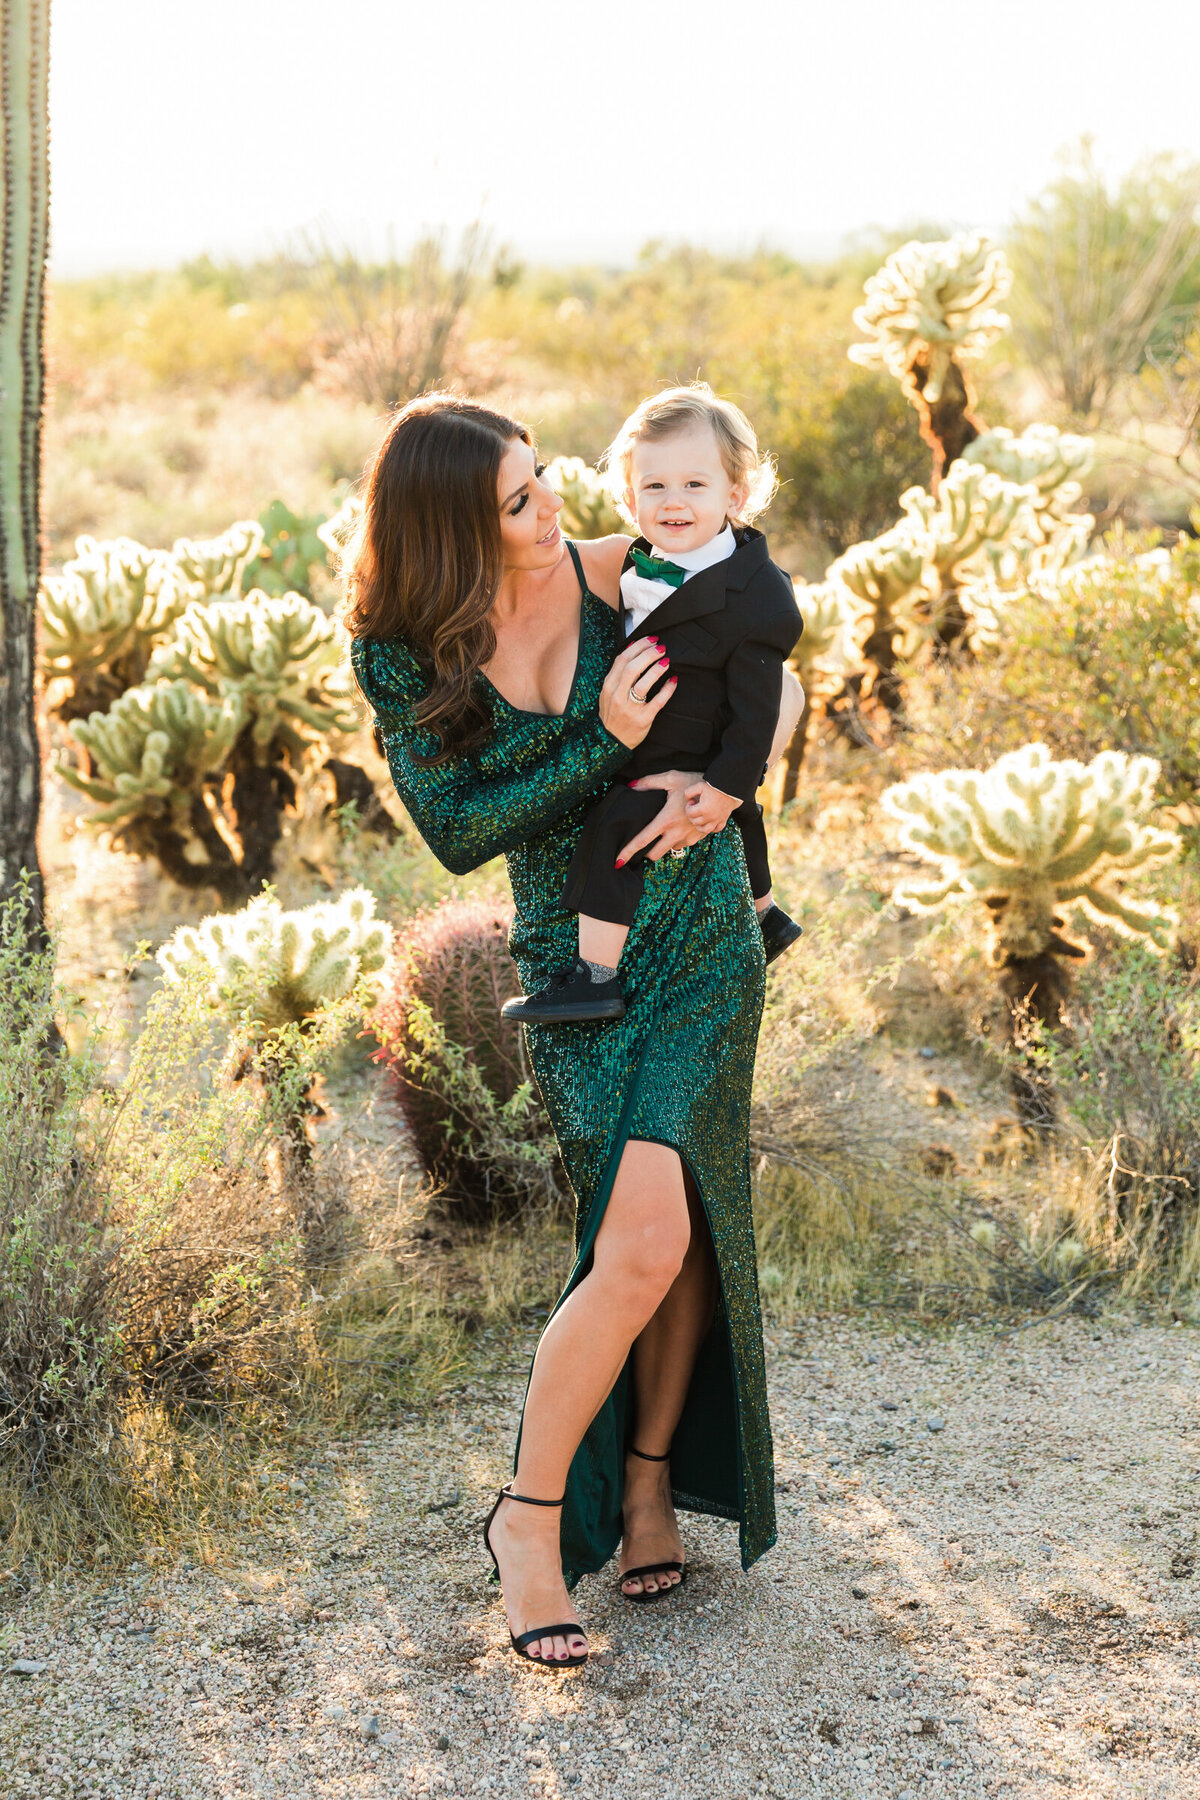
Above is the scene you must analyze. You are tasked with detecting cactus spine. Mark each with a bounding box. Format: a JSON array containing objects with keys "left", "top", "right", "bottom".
[{"left": 0, "top": 0, "right": 51, "bottom": 941}]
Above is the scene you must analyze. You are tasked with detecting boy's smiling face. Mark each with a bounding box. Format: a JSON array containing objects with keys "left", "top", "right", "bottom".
[{"left": 626, "top": 424, "right": 747, "bottom": 556}]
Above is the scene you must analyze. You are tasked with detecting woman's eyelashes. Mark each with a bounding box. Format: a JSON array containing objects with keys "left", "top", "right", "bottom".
[{"left": 509, "top": 465, "right": 548, "bottom": 516}]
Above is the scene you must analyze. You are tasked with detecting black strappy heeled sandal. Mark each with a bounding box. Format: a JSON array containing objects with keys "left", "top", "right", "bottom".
[
  {"left": 618, "top": 1446, "right": 688, "bottom": 1605},
  {"left": 482, "top": 1485, "right": 589, "bottom": 1669}
]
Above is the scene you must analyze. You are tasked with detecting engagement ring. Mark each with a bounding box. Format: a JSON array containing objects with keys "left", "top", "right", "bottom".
[{"left": 670, "top": 846, "right": 687, "bottom": 860}]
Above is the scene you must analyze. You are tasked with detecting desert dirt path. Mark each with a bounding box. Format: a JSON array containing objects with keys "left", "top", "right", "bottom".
[{"left": 3, "top": 1318, "right": 1198, "bottom": 1800}]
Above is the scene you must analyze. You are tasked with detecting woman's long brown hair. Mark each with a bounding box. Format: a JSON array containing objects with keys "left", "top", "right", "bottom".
[{"left": 344, "top": 393, "right": 532, "bottom": 762}]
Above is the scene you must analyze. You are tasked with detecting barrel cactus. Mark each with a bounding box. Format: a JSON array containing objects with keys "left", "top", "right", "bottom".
[
  {"left": 370, "top": 899, "right": 560, "bottom": 1218},
  {"left": 544, "top": 456, "right": 624, "bottom": 538},
  {"left": 159, "top": 887, "right": 392, "bottom": 1162},
  {"left": 849, "top": 233, "right": 1011, "bottom": 481},
  {"left": 40, "top": 535, "right": 186, "bottom": 719},
  {"left": 882, "top": 744, "right": 1178, "bottom": 1045},
  {"left": 58, "top": 681, "right": 247, "bottom": 901}
]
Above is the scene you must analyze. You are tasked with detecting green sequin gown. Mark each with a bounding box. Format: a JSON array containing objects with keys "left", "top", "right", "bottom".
[{"left": 352, "top": 544, "right": 776, "bottom": 1586}]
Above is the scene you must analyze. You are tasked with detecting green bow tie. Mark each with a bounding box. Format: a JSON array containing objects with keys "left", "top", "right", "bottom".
[{"left": 630, "top": 546, "right": 688, "bottom": 588}]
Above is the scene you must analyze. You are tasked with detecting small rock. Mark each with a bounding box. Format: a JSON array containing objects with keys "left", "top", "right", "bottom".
[
  {"left": 288, "top": 1477, "right": 309, "bottom": 1494},
  {"left": 850, "top": 1585, "right": 868, "bottom": 1600},
  {"left": 926, "top": 1084, "right": 956, "bottom": 1109},
  {"left": 927, "top": 1417, "right": 945, "bottom": 1433},
  {"left": 886, "top": 1684, "right": 908, "bottom": 1700},
  {"left": 919, "top": 1047, "right": 936, "bottom": 1059},
  {"left": 880, "top": 1400, "right": 899, "bottom": 1412},
  {"left": 360, "top": 1713, "right": 381, "bottom": 1740},
  {"left": 437, "top": 1734, "right": 450, "bottom": 1751},
  {"left": 323, "top": 1701, "right": 346, "bottom": 1721},
  {"left": 7, "top": 1659, "right": 46, "bottom": 1676}
]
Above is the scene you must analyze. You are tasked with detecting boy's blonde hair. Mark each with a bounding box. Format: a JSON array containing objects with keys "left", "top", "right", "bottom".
[{"left": 599, "top": 382, "right": 778, "bottom": 528}]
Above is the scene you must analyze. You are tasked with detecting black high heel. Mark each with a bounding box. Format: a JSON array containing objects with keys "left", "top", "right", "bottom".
[
  {"left": 619, "top": 1446, "right": 687, "bottom": 1605},
  {"left": 482, "top": 1485, "right": 589, "bottom": 1669}
]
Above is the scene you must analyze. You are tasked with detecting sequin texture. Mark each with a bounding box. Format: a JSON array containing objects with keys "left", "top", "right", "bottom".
[{"left": 352, "top": 564, "right": 776, "bottom": 1584}]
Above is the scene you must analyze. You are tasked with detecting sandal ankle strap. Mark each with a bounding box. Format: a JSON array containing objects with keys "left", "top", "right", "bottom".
[
  {"left": 628, "top": 1446, "right": 670, "bottom": 1462},
  {"left": 503, "top": 1483, "right": 566, "bottom": 1507}
]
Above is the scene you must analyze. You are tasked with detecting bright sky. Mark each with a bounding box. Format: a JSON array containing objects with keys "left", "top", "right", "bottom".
[{"left": 49, "top": 0, "right": 1200, "bottom": 274}]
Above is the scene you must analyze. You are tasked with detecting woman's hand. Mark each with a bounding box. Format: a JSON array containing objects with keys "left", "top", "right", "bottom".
[
  {"left": 599, "top": 638, "right": 676, "bottom": 749},
  {"left": 615, "top": 769, "right": 705, "bottom": 866}
]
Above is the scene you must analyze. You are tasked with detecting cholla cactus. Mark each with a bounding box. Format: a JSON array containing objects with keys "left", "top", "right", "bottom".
[
  {"left": 850, "top": 234, "right": 1011, "bottom": 401},
  {"left": 171, "top": 519, "right": 264, "bottom": 598},
  {"left": 149, "top": 590, "right": 358, "bottom": 759},
  {"left": 39, "top": 535, "right": 186, "bottom": 718},
  {"left": 159, "top": 887, "right": 393, "bottom": 1162},
  {"left": 58, "top": 681, "right": 248, "bottom": 900},
  {"left": 158, "top": 887, "right": 392, "bottom": 1037},
  {"left": 883, "top": 744, "right": 1178, "bottom": 974},
  {"left": 899, "top": 462, "right": 1039, "bottom": 584},
  {"left": 791, "top": 580, "right": 871, "bottom": 694},
  {"left": 777, "top": 580, "right": 872, "bottom": 800},
  {"left": 961, "top": 425, "right": 1095, "bottom": 580},
  {"left": 849, "top": 234, "right": 1011, "bottom": 482},
  {"left": 544, "top": 456, "right": 624, "bottom": 538},
  {"left": 830, "top": 525, "right": 938, "bottom": 708}
]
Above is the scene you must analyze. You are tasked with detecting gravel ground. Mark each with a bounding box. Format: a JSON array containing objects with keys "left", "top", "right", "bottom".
[{"left": 4, "top": 1318, "right": 1199, "bottom": 1800}]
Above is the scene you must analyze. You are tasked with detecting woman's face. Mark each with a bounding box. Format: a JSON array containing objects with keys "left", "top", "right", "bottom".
[{"left": 497, "top": 438, "right": 563, "bottom": 569}]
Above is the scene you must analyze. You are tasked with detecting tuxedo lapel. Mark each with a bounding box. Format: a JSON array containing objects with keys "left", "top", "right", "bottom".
[{"left": 623, "top": 529, "right": 770, "bottom": 639}]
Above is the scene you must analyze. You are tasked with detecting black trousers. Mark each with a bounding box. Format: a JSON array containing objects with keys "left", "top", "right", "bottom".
[{"left": 562, "top": 785, "right": 772, "bottom": 928}]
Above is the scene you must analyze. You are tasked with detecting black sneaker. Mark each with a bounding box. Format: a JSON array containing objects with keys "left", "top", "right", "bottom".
[
  {"left": 760, "top": 904, "right": 803, "bottom": 966},
  {"left": 501, "top": 957, "right": 626, "bottom": 1024}
]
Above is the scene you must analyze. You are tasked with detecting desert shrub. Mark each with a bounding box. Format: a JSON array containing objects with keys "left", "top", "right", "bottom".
[
  {"left": 1050, "top": 951, "right": 1200, "bottom": 1285},
  {"left": 0, "top": 891, "right": 352, "bottom": 1493},
  {"left": 370, "top": 898, "right": 561, "bottom": 1219}
]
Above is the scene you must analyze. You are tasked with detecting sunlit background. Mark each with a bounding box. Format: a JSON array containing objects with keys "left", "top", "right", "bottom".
[{"left": 50, "top": 0, "right": 1200, "bottom": 270}]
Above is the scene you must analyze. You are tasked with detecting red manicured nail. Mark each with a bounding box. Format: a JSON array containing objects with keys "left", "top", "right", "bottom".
[
  {"left": 615, "top": 858, "right": 626, "bottom": 869},
  {"left": 658, "top": 656, "right": 669, "bottom": 665}
]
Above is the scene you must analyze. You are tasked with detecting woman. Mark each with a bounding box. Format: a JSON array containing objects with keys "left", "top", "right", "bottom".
[{"left": 349, "top": 395, "right": 790, "bottom": 1669}]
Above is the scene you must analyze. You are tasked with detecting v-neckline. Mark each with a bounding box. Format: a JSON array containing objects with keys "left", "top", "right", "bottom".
[{"left": 479, "top": 549, "right": 592, "bottom": 721}]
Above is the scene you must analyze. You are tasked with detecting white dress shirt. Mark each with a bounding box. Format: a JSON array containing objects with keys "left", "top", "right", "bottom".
[{"left": 620, "top": 524, "right": 737, "bottom": 637}]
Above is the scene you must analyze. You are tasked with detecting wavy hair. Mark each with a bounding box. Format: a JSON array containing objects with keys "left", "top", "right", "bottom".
[
  {"left": 344, "top": 393, "right": 532, "bottom": 762},
  {"left": 599, "top": 381, "right": 779, "bottom": 527}
]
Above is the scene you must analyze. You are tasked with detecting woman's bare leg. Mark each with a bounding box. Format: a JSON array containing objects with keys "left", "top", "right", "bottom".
[
  {"left": 487, "top": 1141, "right": 690, "bottom": 1662},
  {"left": 620, "top": 1171, "right": 717, "bottom": 1596}
]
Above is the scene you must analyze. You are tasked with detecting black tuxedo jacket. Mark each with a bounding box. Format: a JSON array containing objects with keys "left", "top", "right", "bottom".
[{"left": 618, "top": 527, "right": 803, "bottom": 804}]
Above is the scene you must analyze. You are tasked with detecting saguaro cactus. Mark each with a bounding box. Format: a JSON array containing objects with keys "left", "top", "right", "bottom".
[{"left": 0, "top": 0, "right": 51, "bottom": 942}]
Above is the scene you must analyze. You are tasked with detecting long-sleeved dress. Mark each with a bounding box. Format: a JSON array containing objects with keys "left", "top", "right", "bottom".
[{"left": 351, "top": 543, "right": 776, "bottom": 1587}]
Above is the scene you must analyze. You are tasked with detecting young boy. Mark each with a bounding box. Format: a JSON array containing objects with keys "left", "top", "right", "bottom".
[{"left": 502, "top": 384, "right": 804, "bottom": 1025}]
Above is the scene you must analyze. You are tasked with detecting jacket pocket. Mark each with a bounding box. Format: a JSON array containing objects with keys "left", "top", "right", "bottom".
[
  {"left": 662, "top": 711, "right": 716, "bottom": 753},
  {"left": 675, "top": 621, "right": 720, "bottom": 655}
]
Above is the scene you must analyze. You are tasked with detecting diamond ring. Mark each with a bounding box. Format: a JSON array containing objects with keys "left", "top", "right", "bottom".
[
  {"left": 669, "top": 846, "right": 687, "bottom": 860},
  {"left": 628, "top": 684, "right": 648, "bottom": 704}
]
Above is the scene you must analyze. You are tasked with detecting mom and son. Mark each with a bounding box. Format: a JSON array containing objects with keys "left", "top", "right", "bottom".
[{"left": 503, "top": 383, "right": 804, "bottom": 1026}]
